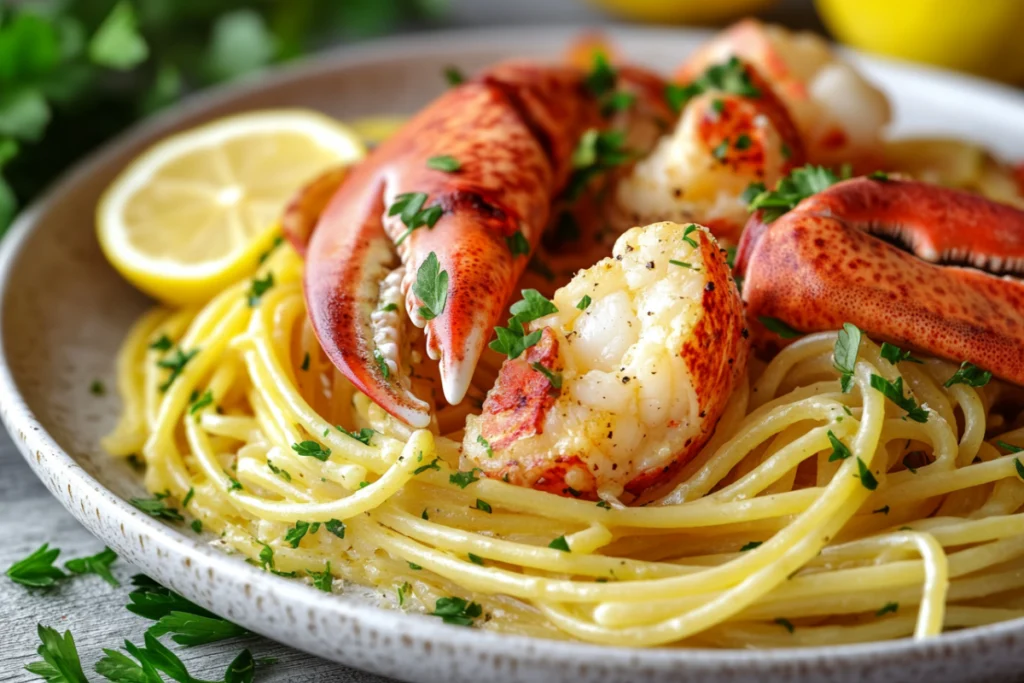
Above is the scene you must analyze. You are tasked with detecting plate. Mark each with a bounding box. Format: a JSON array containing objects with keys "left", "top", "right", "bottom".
[{"left": 3, "top": 25, "right": 1024, "bottom": 683}]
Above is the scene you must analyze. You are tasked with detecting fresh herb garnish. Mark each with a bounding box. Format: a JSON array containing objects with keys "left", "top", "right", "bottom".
[
  {"left": 584, "top": 51, "right": 616, "bottom": 97},
  {"left": 739, "top": 541, "right": 762, "bottom": 552},
  {"left": 566, "top": 128, "right": 632, "bottom": 199},
  {"left": 506, "top": 230, "right": 530, "bottom": 258},
  {"left": 6, "top": 543, "right": 66, "bottom": 588},
  {"left": 308, "top": 563, "right": 333, "bottom": 592},
  {"left": 291, "top": 440, "right": 331, "bottom": 461},
  {"left": 876, "top": 602, "right": 899, "bottom": 617},
  {"left": 189, "top": 389, "right": 213, "bottom": 415},
  {"left": 597, "top": 500, "right": 612, "bottom": 509},
  {"left": 127, "top": 574, "right": 249, "bottom": 645},
  {"left": 90, "top": 380, "right": 106, "bottom": 396},
  {"left": 468, "top": 553, "right": 485, "bottom": 566},
  {"left": 759, "top": 316, "right": 801, "bottom": 339},
  {"left": 1016, "top": 458, "right": 1024, "bottom": 482},
  {"left": 338, "top": 426, "right": 374, "bottom": 446},
  {"left": 285, "top": 521, "right": 311, "bottom": 548},
  {"left": 869, "top": 375, "right": 929, "bottom": 422},
  {"left": 548, "top": 535, "right": 570, "bottom": 552},
  {"left": 474, "top": 499, "right": 492, "bottom": 513},
  {"left": 744, "top": 165, "right": 843, "bottom": 222},
  {"left": 64, "top": 547, "right": 119, "bottom": 587},
  {"left": 300, "top": 352, "right": 310, "bottom": 371},
  {"left": 431, "top": 596, "right": 482, "bottom": 626},
  {"left": 532, "top": 362, "right": 563, "bottom": 389},
  {"left": 682, "top": 223, "right": 699, "bottom": 248},
  {"left": 412, "top": 252, "right": 448, "bottom": 321},
  {"left": 414, "top": 457, "right": 441, "bottom": 475},
  {"left": 25, "top": 625, "right": 89, "bottom": 683},
  {"left": 444, "top": 66, "right": 465, "bottom": 85},
  {"left": 131, "top": 492, "right": 184, "bottom": 521},
  {"left": 998, "top": 441, "right": 1024, "bottom": 454},
  {"left": 397, "top": 581, "right": 411, "bottom": 607},
  {"left": 664, "top": 56, "right": 760, "bottom": 114},
  {"left": 880, "top": 342, "right": 922, "bottom": 365},
  {"left": 833, "top": 322, "right": 861, "bottom": 393},
  {"left": 734, "top": 133, "right": 752, "bottom": 150},
  {"left": 258, "top": 543, "right": 274, "bottom": 570},
  {"left": 669, "top": 259, "right": 696, "bottom": 269},
  {"left": 373, "top": 348, "right": 390, "bottom": 380},
  {"left": 156, "top": 347, "right": 199, "bottom": 392},
  {"left": 426, "top": 155, "right": 460, "bottom": 172},
  {"left": 390, "top": 192, "right": 444, "bottom": 246},
  {"left": 149, "top": 335, "right": 173, "bottom": 351},
  {"left": 246, "top": 272, "right": 274, "bottom": 306},
  {"left": 476, "top": 434, "right": 494, "bottom": 458},
  {"left": 873, "top": 505, "right": 890, "bottom": 515},
  {"left": 191, "top": 520, "right": 203, "bottom": 533},
  {"left": 856, "top": 457, "right": 879, "bottom": 490},
  {"left": 267, "top": 461, "right": 291, "bottom": 482},
  {"left": 827, "top": 430, "right": 851, "bottom": 462},
  {"left": 774, "top": 617, "right": 795, "bottom": 633},
  {"left": 601, "top": 91, "right": 636, "bottom": 116},
  {"left": 944, "top": 361, "right": 992, "bottom": 388},
  {"left": 257, "top": 235, "right": 285, "bottom": 265},
  {"left": 576, "top": 294, "right": 592, "bottom": 311},
  {"left": 450, "top": 468, "right": 481, "bottom": 489},
  {"left": 325, "top": 519, "right": 346, "bottom": 539},
  {"left": 489, "top": 289, "right": 558, "bottom": 359}
]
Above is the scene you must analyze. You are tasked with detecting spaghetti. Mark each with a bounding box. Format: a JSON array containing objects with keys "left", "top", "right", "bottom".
[{"left": 103, "top": 243, "right": 1024, "bottom": 647}]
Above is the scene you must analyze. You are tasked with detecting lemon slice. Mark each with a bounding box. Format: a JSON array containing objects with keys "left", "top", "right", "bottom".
[{"left": 98, "top": 109, "right": 365, "bottom": 304}]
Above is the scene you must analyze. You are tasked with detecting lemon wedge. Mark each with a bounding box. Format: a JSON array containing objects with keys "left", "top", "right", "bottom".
[{"left": 97, "top": 109, "right": 365, "bottom": 305}]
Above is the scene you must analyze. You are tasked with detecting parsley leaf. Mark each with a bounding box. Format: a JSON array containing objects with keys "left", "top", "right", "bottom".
[
  {"left": 489, "top": 289, "right": 558, "bottom": 359},
  {"left": 325, "top": 519, "right": 346, "bottom": 539},
  {"left": 876, "top": 602, "right": 899, "bottom": 617},
  {"left": 189, "top": 389, "right": 213, "bottom": 415},
  {"left": 426, "top": 155, "right": 460, "bottom": 172},
  {"left": 148, "top": 335, "right": 173, "bottom": 351},
  {"left": 156, "top": 347, "right": 199, "bottom": 392},
  {"left": 291, "top": 440, "right": 331, "bottom": 461},
  {"left": 531, "top": 362, "right": 563, "bottom": 389},
  {"left": 397, "top": 581, "right": 411, "bottom": 607},
  {"left": 450, "top": 468, "right": 481, "bottom": 489},
  {"left": 584, "top": 52, "right": 616, "bottom": 97},
  {"left": 131, "top": 492, "right": 183, "bottom": 521},
  {"left": 285, "top": 521, "right": 311, "bottom": 548},
  {"left": 566, "top": 128, "right": 632, "bottom": 199},
  {"left": 431, "top": 596, "right": 482, "bottom": 626},
  {"left": 414, "top": 457, "right": 441, "bottom": 475},
  {"left": 338, "top": 426, "right": 374, "bottom": 446},
  {"left": 869, "top": 375, "right": 929, "bottom": 423},
  {"left": 745, "top": 165, "right": 843, "bottom": 222},
  {"left": 64, "top": 547, "right": 119, "bottom": 587},
  {"left": 412, "top": 252, "right": 448, "bottom": 321},
  {"left": 856, "top": 457, "right": 879, "bottom": 490},
  {"left": 390, "top": 192, "right": 443, "bottom": 246},
  {"left": 474, "top": 499, "right": 492, "bottom": 513},
  {"left": 88, "top": 2, "right": 149, "bottom": 71},
  {"left": 739, "top": 541, "right": 762, "bottom": 552},
  {"left": 476, "top": 434, "right": 494, "bottom": 458},
  {"left": 444, "top": 66, "right": 465, "bottom": 85},
  {"left": 506, "top": 230, "right": 530, "bottom": 258},
  {"left": 246, "top": 272, "right": 274, "bottom": 306},
  {"left": 548, "top": 535, "right": 571, "bottom": 552},
  {"left": 758, "top": 316, "right": 801, "bottom": 339},
  {"left": 826, "top": 430, "right": 851, "bottom": 462},
  {"left": 576, "top": 295, "right": 592, "bottom": 310},
  {"left": 833, "top": 322, "right": 861, "bottom": 393},
  {"left": 373, "top": 348, "right": 390, "bottom": 380},
  {"left": 774, "top": 617, "right": 795, "bottom": 633},
  {"left": 127, "top": 574, "right": 249, "bottom": 645},
  {"left": 879, "top": 342, "right": 922, "bottom": 365},
  {"left": 307, "top": 563, "right": 333, "bottom": 592},
  {"left": 944, "top": 361, "right": 992, "bottom": 388},
  {"left": 25, "top": 625, "right": 89, "bottom": 683},
  {"left": 6, "top": 543, "right": 66, "bottom": 588},
  {"left": 664, "top": 57, "right": 760, "bottom": 114}
]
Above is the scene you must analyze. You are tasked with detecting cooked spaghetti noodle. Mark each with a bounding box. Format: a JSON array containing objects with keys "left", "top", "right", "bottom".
[{"left": 103, "top": 243, "right": 1024, "bottom": 648}]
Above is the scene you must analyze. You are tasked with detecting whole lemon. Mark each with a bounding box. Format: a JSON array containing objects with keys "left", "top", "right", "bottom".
[
  {"left": 816, "top": 0, "right": 1024, "bottom": 83},
  {"left": 585, "top": 0, "right": 776, "bottom": 24}
]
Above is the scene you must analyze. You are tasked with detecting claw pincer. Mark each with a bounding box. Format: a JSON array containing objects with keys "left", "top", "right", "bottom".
[
  {"left": 736, "top": 177, "right": 1024, "bottom": 383},
  {"left": 301, "top": 61, "right": 668, "bottom": 426}
]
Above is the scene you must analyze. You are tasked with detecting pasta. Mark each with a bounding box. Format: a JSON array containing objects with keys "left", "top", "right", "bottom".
[{"left": 103, "top": 244, "right": 1024, "bottom": 647}]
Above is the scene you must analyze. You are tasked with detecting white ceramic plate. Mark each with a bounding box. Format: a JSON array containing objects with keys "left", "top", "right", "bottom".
[{"left": 3, "top": 26, "right": 1024, "bottom": 683}]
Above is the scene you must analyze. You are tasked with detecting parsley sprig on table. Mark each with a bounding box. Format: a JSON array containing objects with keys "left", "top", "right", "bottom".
[{"left": 128, "top": 574, "right": 250, "bottom": 646}]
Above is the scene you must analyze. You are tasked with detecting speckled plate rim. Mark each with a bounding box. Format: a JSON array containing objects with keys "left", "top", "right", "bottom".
[{"left": 3, "top": 25, "right": 1024, "bottom": 683}]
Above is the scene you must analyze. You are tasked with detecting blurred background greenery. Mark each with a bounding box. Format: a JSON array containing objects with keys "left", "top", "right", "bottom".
[{"left": 2, "top": 0, "right": 1022, "bottom": 234}]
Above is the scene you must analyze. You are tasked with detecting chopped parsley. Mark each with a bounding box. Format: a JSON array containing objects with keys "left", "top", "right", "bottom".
[
  {"left": 739, "top": 541, "right": 762, "bottom": 552},
  {"left": 431, "top": 596, "right": 482, "bottom": 626},
  {"left": 548, "top": 535, "right": 571, "bottom": 552},
  {"left": 156, "top": 347, "right": 199, "bottom": 392},
  {"left": 257, "top": 234, "right": 285, "bottom": 264},
  {"left": 869, "top": 375, "right": 929, "bottom": 422},
  {"left": 576, "top": 294, "right": 592, "bottom": 310},
  {"left": 665, "top": 56, "right": 760, "bottom": 114},
  {"left": 759, "top": 316, "right": 801, "bottom": 339},
  {"left": 325, "top": 519, "right": 346, "bottom": 539},
  {"left": 267, "top": 461, "right": 291, "bottom": 482},
  {"left": 450, "top": 468, "right": 481, "bottom": 489},
  {"left": 390, "top": 192, "right": 444, "bottom": 246},
  {"left": 189, "top": 389, "right": 213, "bottom": 415},
  {"left": 876, "top": 602, "right": 899, "bottom": 617},
  {"left": 191, "top": 520, "right": 203, "bottom": 533},
  {"left": 149, "top": 334, "right": 173, "bottom": 351},
  {"left": 338, "top": 426, "right": 374, "bottom": 446},
  {"left": 711, "top": 138, "right": 729, "bottom": 161},
  {"left": 291, "top": 440, "right": 331, "bottom": 461},
  {"left": 833, "top": 322, "right": 861, "bottom": 393},
  {"left": 426, "top": 155, "right": 460, "bottom": 172},
  {"left": 258, "top": 543, "right": 274, "bottom": 570},
  {"left": 6, "top": 543, "right": 66, "bottom": 588},
  {"left": 944, "top": 361, "right": 992, "bottom": 388},
  {"left": 584, "top": 51, "right": 616, "bottom": 97},
  {"left": 734, "top": 133, "right": 752, "bottom": 150},
  {"left": 489, "top": 289, "right": 558, "bottom": 359},
  {"left": 90, "top": 380, "right": 105, "bottom": 396},
  {"left": 300, "top": 352, "right": 310, "bottom": 371},
  {"left": 246, "top": 272, "right": 274, "bottom": 306},
  {"left": 308, "top": 563, "right": 333, "bottom": 592},
  {"left": 468, "top": 553, "right": 485, "bottom": 566},
  {"left": 412, "top": 252, "right": 448, "bottom": 321},
  {"left": 879, "top": 342, "right": 922, "bottom": 365},
  {"left": 414, "top": 457, "right": 441, "bottom": 475},
  {"left": 474, "top": 499, "right": 492, "bottom": 513},
  {"left": 744, "top": 165, "right": 845, "bottom": 222},
  {"left": 856, "top": 457, "right": 879, "bottom": 490},
  {"left": 506, "top": 230, "right": 530, "bottom": 258},
  {"left": 476, "top": 434, "right": 494, "bottom": 458},
  {"left": 408, "top": 562, "right": 422, "bottom": 571},
  {"left": 669, "top": 259, "right": 696, "bottom": 269},
  {"left": 373, "top": 348, "right": 390, "bottom": 380},
  {"left": 774, "top": 617, "right": 795, "bottom": 633},
  {"left": 682, "top": 223, "right": 699, "bottom": 248},
  {"left": 597, "top": 500, "right": 612, "bottom": 509},
  {"left": 531, "top": 362, "right": 563, "bottom": 389},
  {"left": 182, "top": 487, "right": 194, "bottom": 508},
  {"left": 1016, "top": 458, "right": 1024, "bottom": 482},
  {"left": 873, "top": 505, "right": 890, "bottom": 515},
  {"left": 397, "top": 581, "right": 412, "bottom": 607},
  {"left": 444, "top": 66, "right": 465, "bottom": 85},
  {"left": 566, "top": 128, "right": 632, "bottom": 199},
  {"left": 285, "top": 521, "right": 312, "bottom": 548},
  {"left": 827, "top": 430, "right": 851, "bottom": 462},
  {"left": 131, "top": 492, "right": 183, "bottom": 521}
]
